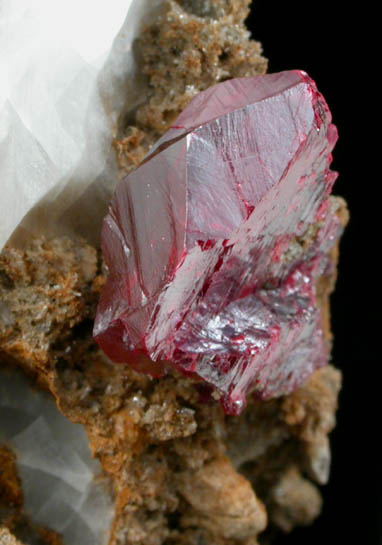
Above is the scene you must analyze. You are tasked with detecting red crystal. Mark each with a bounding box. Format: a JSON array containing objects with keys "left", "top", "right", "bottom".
[{"left": 94, "top": 70, "right": 342, "bottom": 414}]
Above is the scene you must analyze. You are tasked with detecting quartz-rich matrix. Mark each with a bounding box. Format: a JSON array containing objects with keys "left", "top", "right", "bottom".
[
  {"left": 113, "top": 0, "right": 267, "bottom": 173},
  {"left": 95, "top": 70, "right": 344, "bottom": 414}
]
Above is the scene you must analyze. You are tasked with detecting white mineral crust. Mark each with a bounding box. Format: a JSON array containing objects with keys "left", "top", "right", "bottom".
[
  {"left": 0, "top": 367, "right": 113, "bottom": 545},
  {"left": 0, "top": 0, "right": 164, "bottom": 250}
]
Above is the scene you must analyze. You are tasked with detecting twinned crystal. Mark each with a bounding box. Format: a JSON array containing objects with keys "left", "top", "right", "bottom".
[{"left": 94, "top": 70, "right": 342, "bottom": 414}]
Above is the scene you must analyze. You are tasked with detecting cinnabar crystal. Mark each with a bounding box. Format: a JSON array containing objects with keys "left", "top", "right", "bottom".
[{"left": 94, "top": 70, "right": 342, "bottom": 414}]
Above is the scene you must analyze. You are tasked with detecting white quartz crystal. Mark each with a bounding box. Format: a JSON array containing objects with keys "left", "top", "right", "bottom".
[
  {"left": 0, "top": 367, "right": 113, "bottom": 545},
  {"left": 0, "top": 0, "right": 164, "bottom": 250}
]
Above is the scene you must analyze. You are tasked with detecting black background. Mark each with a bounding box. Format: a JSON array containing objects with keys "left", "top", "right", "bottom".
[{"left": 246, "top": 4, "right": 379, "bottom": 545}]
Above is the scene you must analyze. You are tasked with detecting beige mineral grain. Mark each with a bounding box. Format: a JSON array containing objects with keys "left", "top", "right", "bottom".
[
  {"left": 281, "top": 365, "right": 342, "bottom": 444},
  {"left": 178, "top": 455, "right": 267, "bottom": 539},
  {"left": 304, "top": 435, "right": 331, "bottom": 485},
  {"left": 268, "top": 466, "right": 323, "bottom": 533},
  {"left": 0, "top": 528, "right": 23, "bottom": 545}
]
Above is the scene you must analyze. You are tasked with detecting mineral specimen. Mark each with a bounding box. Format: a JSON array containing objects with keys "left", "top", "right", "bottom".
[
  {"left": 94, "top": 70, "right": 343, "bottom": 414},
  {"left": 1, "top": 1, "right": 349, "bottom": 542}
]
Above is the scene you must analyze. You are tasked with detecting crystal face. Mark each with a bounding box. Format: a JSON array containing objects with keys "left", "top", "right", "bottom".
[
  {"left": 0, "top": 367, "right": 113, "bottom": 545},
  {"left": 94, "top": 70, "right": 341, "bottom": 414},
  {"left": 0, "top": 0, "right": 164, "bottom": 250}
]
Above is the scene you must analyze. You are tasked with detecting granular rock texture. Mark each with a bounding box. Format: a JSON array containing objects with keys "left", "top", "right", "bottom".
[
  {"left": 114, "top": 0, "right": 267, "bottom": 175},
  {"left": 0, "top": 207, "right": 346, "bottom": 544},
  {"left": 0, "top": 0, "right": 348, "bottom": 543},
  {"left": 0, "top": 237, "right": 98, "bottom": 386}
]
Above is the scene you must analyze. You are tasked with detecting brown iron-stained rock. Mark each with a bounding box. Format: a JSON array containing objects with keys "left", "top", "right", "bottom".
[
  {"left": 0, "top": 237, "right": 97, "bottom": 384},
  {"left": 0, "top": 223, "right": 345, "bottom": 543},
  {"left": 0, "top": 446, "right": 23, "bottom": 511}
]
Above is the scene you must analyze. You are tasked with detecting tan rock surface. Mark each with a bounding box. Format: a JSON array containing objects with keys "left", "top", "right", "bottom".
[
  {"left": 177, "top": 455, "right": 267, "bottom": 539},
  {"left": 0, "top": 228, "right": 345, "bottom": 543},
  {"left": 268, "top": 466, "right": 322, "bottom": 533}
]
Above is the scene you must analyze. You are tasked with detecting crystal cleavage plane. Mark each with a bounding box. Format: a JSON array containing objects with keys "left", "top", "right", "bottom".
[{"left": 94, "top": 70, "right": 343, "bottom": 414}]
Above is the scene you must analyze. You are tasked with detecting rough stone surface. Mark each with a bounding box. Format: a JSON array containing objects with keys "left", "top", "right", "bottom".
[
  {"left": 0, "top": 217, "right": 345, "bottom": 544},
  {"left": 95, "top": 70, "right": 343, "bottom": 414},
  {"left": 135, "top": 0, "right": 266, "bottom": 134},
  {"left": 0, "top": 237, "right": 98, "bottom": 385},
  {"left": 114, "top": 0, "right": 267, "bottom": 175},
  {"left": 268, "top": 466, "right": 323, "bottom": 533},
  {"left": 177, "top": 456, "right": 267, "bottom": 538}
]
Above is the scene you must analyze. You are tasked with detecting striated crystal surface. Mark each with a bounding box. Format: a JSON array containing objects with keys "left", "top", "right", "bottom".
[{"left": 94, "top": 70, "right": 342, "bottom": 414}]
